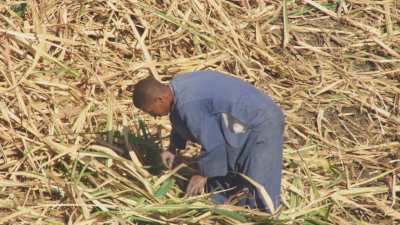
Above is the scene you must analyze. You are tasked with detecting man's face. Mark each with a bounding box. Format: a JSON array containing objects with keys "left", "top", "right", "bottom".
[{"left": 142, "top": 98, "right": 169, "bottom": 117}]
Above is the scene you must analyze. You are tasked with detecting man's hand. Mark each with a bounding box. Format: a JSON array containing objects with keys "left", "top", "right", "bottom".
[
  {"left": 185, "top": 175, "right": 207, "bottom": 197},
  {"left": 160, "top": 151, "right": 175, "bottom": 169}
]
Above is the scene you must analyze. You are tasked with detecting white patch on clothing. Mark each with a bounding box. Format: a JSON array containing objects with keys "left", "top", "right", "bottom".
[{"left": 221, "top": 113, "right": 247, "bottom": 134}]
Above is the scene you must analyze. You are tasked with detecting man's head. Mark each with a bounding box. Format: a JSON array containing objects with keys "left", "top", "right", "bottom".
[{"left": 132, "top": 76, "right": 173, "bottom": 117}]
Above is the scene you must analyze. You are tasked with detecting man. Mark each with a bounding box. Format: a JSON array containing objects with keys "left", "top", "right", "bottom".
[{"left": 132, "top": 70, "right": 284, "bottom": 211}]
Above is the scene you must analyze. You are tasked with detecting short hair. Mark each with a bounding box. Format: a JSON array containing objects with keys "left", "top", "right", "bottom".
[{"left": 132, "top": 76, "right": 164, "bottom": 108}]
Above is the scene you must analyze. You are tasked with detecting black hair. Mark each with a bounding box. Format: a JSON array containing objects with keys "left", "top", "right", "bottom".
[{"left": 132, "top": 76, "right": 164, "bottom": 108}]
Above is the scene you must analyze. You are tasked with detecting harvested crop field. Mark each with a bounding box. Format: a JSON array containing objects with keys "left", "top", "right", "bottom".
[{"left": 1, "top": 0, "right": 400, "bottom": 224}]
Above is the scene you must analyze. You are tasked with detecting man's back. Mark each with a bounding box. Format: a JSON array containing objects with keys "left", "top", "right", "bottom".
[{"left": 170, "top": 70, "right": 282, "bottom": 129}]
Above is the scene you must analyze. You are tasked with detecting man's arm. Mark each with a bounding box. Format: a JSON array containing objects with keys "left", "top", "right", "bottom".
[
  {"left": 179, "top": 101, "right": 229, "bottom": 178},
  {"left": 179, "top": 101, "right": 229, "bottom": 197},
  {"left": 168, "top": 129, "right": 187, "bottom": 154}
]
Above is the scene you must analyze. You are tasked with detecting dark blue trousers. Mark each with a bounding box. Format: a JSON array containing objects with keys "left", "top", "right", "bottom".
[{"left": 206, "top": 118, "right": 284, "bottom": 211}]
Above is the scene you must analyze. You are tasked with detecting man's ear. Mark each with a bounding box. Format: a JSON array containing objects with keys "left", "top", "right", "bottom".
[{"left": 126, "top": 85, "right": 134, "bottom": 92}]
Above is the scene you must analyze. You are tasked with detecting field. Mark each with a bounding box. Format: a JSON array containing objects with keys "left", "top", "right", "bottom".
[{"left": 1, "top": 0, "right": 400, "bottom": 224}]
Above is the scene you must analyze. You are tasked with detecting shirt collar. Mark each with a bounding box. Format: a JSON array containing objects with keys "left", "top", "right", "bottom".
[{"left": 169, "top": 83, "right": 177, "bottom": 112}]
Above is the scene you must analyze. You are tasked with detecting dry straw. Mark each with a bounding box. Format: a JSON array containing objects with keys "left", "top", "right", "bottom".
[{"left": 0, "top": 0, "right": 399, "bottom": 224}]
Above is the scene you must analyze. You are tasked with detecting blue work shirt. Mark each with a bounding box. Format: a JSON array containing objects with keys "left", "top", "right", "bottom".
[{"left": 169, "top": 70, "right": 283, "bottom": 177}]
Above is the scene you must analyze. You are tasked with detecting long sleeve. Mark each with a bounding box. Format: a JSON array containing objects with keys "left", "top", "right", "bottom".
[
  {"left": 169, "top": 128, "right": 187, "bottom": 154},
  {"left": 179, "top": 101, "right": 228, "bottom": 177}
]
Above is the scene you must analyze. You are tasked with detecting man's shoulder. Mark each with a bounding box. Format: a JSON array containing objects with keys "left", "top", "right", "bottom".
[
  {"left": 171, "top": 70, "right": 235, "bottom": 83},
  {"left": 175, "top": 98, "right": 210, "bottom": 114},
  {"left": 170, "top": 70, "right": 220, "bottom": 106},
  {"left": 171, "top": 70, "right": 248, "bottom": 94}
]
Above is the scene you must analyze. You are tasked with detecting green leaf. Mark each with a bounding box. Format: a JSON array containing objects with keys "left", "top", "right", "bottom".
[
  {"left": 128, "top": 216, "right": 162, "bottom": 224},
  {"left": 90, "top": 188, "right": 113, "bottom": 198},
  {"left": 305, "top": 218, "right": 332, "bottom": 225},
  {"left": 211, "top": 208, "right": 247, "bottom": 222},
  {"left": 11, "top": 3, "right": 27, "bottom": 18},
  {"left": 154, "top": 178, "right": 175, "bottom": 198}
]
